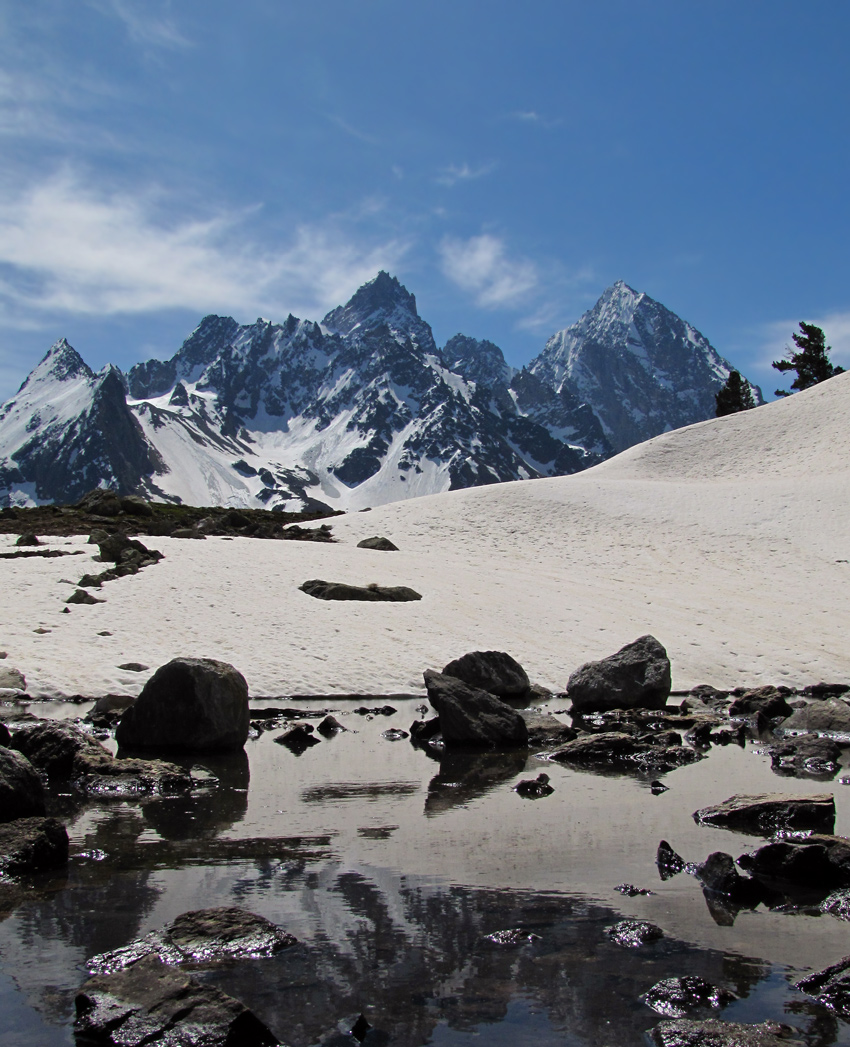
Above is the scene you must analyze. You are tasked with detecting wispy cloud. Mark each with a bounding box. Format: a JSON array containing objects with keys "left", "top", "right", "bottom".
[
  {"left": 88, "top": 0, "right": 192, "bottom": 50},
  {"left": 0, "top": 171, "right": 409, "bottom": 324},
  {"left": 435, "top": 162, "right": 497, "bottom": 188},
  {"left": 326, "top": 114, "right": 380, "bottom": 145},
  {"left": 507, "top": 110, "right": 561, "bottom": 129},
  {"left": 439, "top": 234, "right": 538, "bottom": 309}
]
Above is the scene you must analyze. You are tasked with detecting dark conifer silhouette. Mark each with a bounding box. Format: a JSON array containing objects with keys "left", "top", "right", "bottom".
[
  {"left": 715, "top": 370, "right": 756, "bottom": 417},
  {"left": 772, "top": 321, "right": 844, "bottom": 396}
]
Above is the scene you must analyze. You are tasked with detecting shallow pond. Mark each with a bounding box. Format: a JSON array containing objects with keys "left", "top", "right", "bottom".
[{"left": 2, "top": 697, "right": 850, "bottom": 1046}]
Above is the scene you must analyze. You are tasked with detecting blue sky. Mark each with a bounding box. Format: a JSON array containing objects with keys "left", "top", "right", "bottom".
[{"left": 0, "top": 0, "right": 848, "bottom": 401}]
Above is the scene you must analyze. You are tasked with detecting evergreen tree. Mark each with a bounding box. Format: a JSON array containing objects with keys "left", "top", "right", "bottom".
[
  {"left": 715, "top": 370, "right": 756, "bottom": 417},
  {"left": 772, "top": 321, "right": 844, "bottom": 396}
]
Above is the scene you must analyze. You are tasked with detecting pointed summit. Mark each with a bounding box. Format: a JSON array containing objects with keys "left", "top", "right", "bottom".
[
  {"left": 19, "top": 338, "right": 93, "bottom": 392},
  {"left": 323, "top": 271, "right": 419, "bottom": 338}
]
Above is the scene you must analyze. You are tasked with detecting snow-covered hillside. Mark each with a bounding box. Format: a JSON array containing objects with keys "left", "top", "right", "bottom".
[{"left": 3, "top": 370, "right": 848, "bottom": 698}]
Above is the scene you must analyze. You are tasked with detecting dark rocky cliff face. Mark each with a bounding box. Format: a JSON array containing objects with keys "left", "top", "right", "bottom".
[{"left": 0, "top": 275, "right": 758, "bottom": 509}]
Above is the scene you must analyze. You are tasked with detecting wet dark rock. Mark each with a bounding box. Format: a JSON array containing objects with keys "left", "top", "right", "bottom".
[
  {"left": 550, "top": 731, "right": 701, "bottom": 774},
  {"left": 484, "top": 928, "right": 542, "bottom": 946},
  {"left": 0, "top": 723, "right": 9, "bottom": 746},
  {"left": 642, "top": 975, "right": 737, "bottom": 1018},
  {"left": 275, "top": 724, "right": 321, "bottom": 754},
  {"left": 820, "top": 888, "right": 850, "bottom": 920},
  {"left": 782, "top": 698, "right": 850, "bottom": 735},
  {"left": 651, "top": 780, "right": 669, "bottom": 794},
  {"left": 74, "top": 954, "right": 280, "bottom": 1045},
  {"left": 803, "top": 682, "right": 850, "bottom": 699},
  {"left": 66, "top": 587, "right": 105, "bottom": 604},
  {"left": 728, "top": 687, "right": 794, "bottom": 720},
  {"left": 353, "top": 705, "right": 397, "bottom": 716},
  {"left": 515, "top": 773, "right": 553, "bottom": 798},
  {"left": 15, "top": 532, "right": 39, "bottom": 546},
  {"left": 649, "top": 1018, "right": 795, "bottom": 1045},
  {"left": 615, "top": 883, "right": 654, "bottom": 896},
  {"left": 657, "top": 840, "right": 686, "bottom": 880},
  {"left": 441, "top": 650, "right": 530, "bottom": 699},
  {"left": 737, "top": 834, "right": 850, "bottom": 888},
  {"left": 693, "top": 793, "right": 835, "bottom": 836},
  {"left": 769, "top": 735, "right": 841, "bottom": 778},
  {"left": 423, "top": 670, "right": 528, "bottom": 748},
  {"left": 350, "top": 1014, "right": 371, "bottom": 1041},
  {"left": 0, "top": 816, "right": 68, "bottom": 874},
  {"left": 116, "top": 657, "right": 250, "bottom": 752},
  {"left": 521, "top": 710, "right": 577, "bottom": 748},
  {"left": 11, "top": 718, "right": 111, "bottom": 777},
  {"left": 85, "top": 693, "right": 136, "bottom": 727},
  {"left": 381, "top": 727, "right": 409, "bottom": 741},
  {"left": 356, "top": 536, "right": 399, "bottom": 551},
  {"left": 317, "top": 714, "right": 346, "bottom": 737},
  {"left": 797, "top": 956, "right": 850, "bottom": 1018},
  {"left": 603, "top": 918, "right": 663, "bottom": 947},
  {"left": 567, "top": 634, "right": 671, "bottom": 713},
  {"left": 694, "top": 852, "right": 745, "bottom": 895},
  {"left": 0, "top": 746, "right": 46, "bottom": 821},
  {"left": 409, "top": 716, "right": 441, "bottom": 744},
  {"left": 299, "top": 579, "right": 421, "bottom": 601}
]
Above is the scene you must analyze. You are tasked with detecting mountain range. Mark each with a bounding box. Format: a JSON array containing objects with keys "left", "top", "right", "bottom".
[{"left": 0, "top": 274, "right": 762, "bottom": 512}]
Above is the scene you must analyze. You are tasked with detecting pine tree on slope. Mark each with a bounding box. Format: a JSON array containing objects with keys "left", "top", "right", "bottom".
[
  {"left": 715, "top": 370, "right": 757, "bottom": 417},
  {"left": 772, "top": 321, "right": 844, "bottom": 397}
]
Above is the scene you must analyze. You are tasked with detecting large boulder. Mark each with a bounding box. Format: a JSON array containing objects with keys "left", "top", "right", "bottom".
[
  {"left": 566, "top": 635, "right": 671, "bottom": 713},
  {"left": 781, "top": 698, "right": 850, "bottom": 734},
  {"left": 0, "top": 817, "right": 68, "bottom": 875},
  {"left": 442, "top": 650, "right": 530, "bottom": 699},
  {"left": 0, "top": 747, "right": 45, "bottom": 821},
  {"left": 693, "top": 793, "right": 836, "bottom": 836},
  {"left": 74, "top": 954, "right": 279, "bottom": 1046},
  {"left": 423, "top": 670, "right": 528, "bottom": 748},
  {"left": 11, "top": 719, "right": 112, "bottom": 777},
  {"left": 738, "top": 834, "right": 850, "bottom": 888},
  {"left": 116, "top": 658, "right": 250, "bottom": 752}
]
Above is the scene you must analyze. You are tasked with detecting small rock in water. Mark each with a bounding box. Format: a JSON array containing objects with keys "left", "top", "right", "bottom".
[
  {"left": 604, "top": 918, "right": 663, "bottom": 948},
  {"left": 650, "top": 780, "right": 669, "bottom": 794},
  {"left": 317, "top": 714, "right": 346, "bottom": 737},
  {"left": 275, "top": 724, "right": 321, "bottom": 754},
  {"left": 350, "top": 1014, "right": 372, "bottom": 1041},
  {"left": 821, "top": 889, "right": 850, "bottom": 921},
  {"left": 642, "top": 975, "right": 737, "bottom": 1017},
  {"left": 615, "top": 883, "right": 654, "bottom": 897},
  {"left": 656, "top": 840, "right": 686, "bottom": 880},
  {"left": 515, "top": 773, "right": 554, "bottom": 799},
  {"left": 381, "top": 728, "right": 409, "bottom": 741},
  {"left": 484, "top": 928, "right": 542, "bottom": 947}
]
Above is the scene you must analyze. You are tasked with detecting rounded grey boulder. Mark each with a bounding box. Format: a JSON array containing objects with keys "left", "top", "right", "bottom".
[
  {"left": 116, "top": 657, "right": 250, "bottom": 752},
  {"left": 442, "top": 650, "right": 530, "bottom": 699},
  {"left": 0, "top": 747, "right": 46, "bottom": 822},
  {"left": 567, "top": 634, "right": 672, "bottom": 713}
]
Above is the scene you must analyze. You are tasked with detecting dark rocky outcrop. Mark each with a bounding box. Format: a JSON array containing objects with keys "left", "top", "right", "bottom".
[
  {"left": 11, "top": 718, "right": 113, "bottom": 777},
  {"left": 356, "top": 536, "right": 399, "bottom": 551},
  {"left": 74, "top": 954, "right": 280, "bottom": 1045},
  {"left": 781, "top": 698, "right": 850, "bottom": 734},
  {"left": 694, "top": 852, "right": 746, "bottom": 896},
  {"left": 423, "top": 670, "right": 528, "bottom": 748},
  {"left": 820, "top": 889, "right": 850, "bottom": 921},
  {"left": 116, "top": 657, "right": 250, "bottom": 752},
  {"left": 727, "top": 687, "right": 793, "bottom": 720},
  {"left": 769, "top": 734, "right": 842, "bottom": 779},
  {"left": 550, "top": 731, "right": 701, "bottom": 775},
  {"left": 87, "top": 907, "right": 298, "bottom": 975},
  {"left": 566, "top": 635, "right": 671, "bottom": 713},
  {"left": 642, "top": 976, "right": 737, "bottom": 1018},
  {"left": 737, "top": 834, "right": 850, "bottom": 889},
  {"left": 692, "top": 793, "right": 835, "bottom": 836},
  {"left": 442, "top": 650, "right": 530, "bottom": 699},
  {"left": 299, "top": 579, "right": 422, "bottom": 602},
  {"left": 0, "top": 817, "right": 68, "bottom": 874},
  {"left": 66, "top": 588, "right": 105, "bottom": 605},
  {"left": 603, "top": 918, "right": 663, "bottom": 947},
  {"left": 649, "top": 1018, "right": 797, "bottom": 1046},
  {"left": 0, "top": 746, "right": 45, "bottom": 821},
  {"left": 796, "top": 956, "right": 850, "bottom": 1019}
]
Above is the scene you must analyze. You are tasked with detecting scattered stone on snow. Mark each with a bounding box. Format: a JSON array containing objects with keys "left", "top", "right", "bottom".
[
  {"left": 604, "top": 918, "right": 663, "bottom": 948},
  {"left": 74, "top": 954, "right": 280, "bottom": 1046},
  {"left": 0, "top": 747, "right": 46, "bottom": 821},
  {"left": 0, "top": 666, "right": 25, "bottom": 690},
  {"left": 692, "top": 793, "right": 835, "bottom": 836},
  {"left": 642, "top": 975, "right": 737, "bottom": 1018},
  {"left": 116, "top": 657, "right": 250, "bottom": 752},
  {"left": 515, "top": 773, "right": 553, "bottom": 799},
  {"left": 299, "top": 578, "right": 422, "bottom": 602},
  {"left": 0, "top": 817, "right": 68, "bottom": 875},
  {"left": 356, "top": 536, "right": 399, "bottom": 551},
  {"left": 66, "top": 588, "right": 104, "bottom": 605},
  {"left": 117, "top": 662, "right": 149, "bottom": 672},
  {"left": 566, "top": 634, "right": 672, "bottom": 713},
  {"left": 423, "top": 669, "right": 528, "bottom": 748},
  {"left": 649, "top": 1018, "right": 797, "bottom": 1046},
  {"left": 441, "top": 650, "right": 530, "bottom": 699},
  {"left": 15, "top": 532, "right": 39, "bottom": 546}
]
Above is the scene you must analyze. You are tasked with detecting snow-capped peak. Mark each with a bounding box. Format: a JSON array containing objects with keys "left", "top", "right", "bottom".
[{"left": 322, "top": 271, "right": 420, "bottom": 338}]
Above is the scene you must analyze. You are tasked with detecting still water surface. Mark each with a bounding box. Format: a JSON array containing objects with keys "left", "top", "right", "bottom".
[{"left": 2, "top": 698, "right": 849, "bottom": 1046}]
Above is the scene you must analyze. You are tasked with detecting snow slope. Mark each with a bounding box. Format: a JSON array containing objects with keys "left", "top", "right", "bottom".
[{"left": 3, "top": 372, "right": 847, "bottom": 698}]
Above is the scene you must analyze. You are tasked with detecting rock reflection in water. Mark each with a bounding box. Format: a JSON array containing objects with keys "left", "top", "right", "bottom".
[
  {"left": 425, "top": 750, "right": 527, "bottom": 816},
  {"left": 140, "top": 749, "right": 250, "bottom": 840}
]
